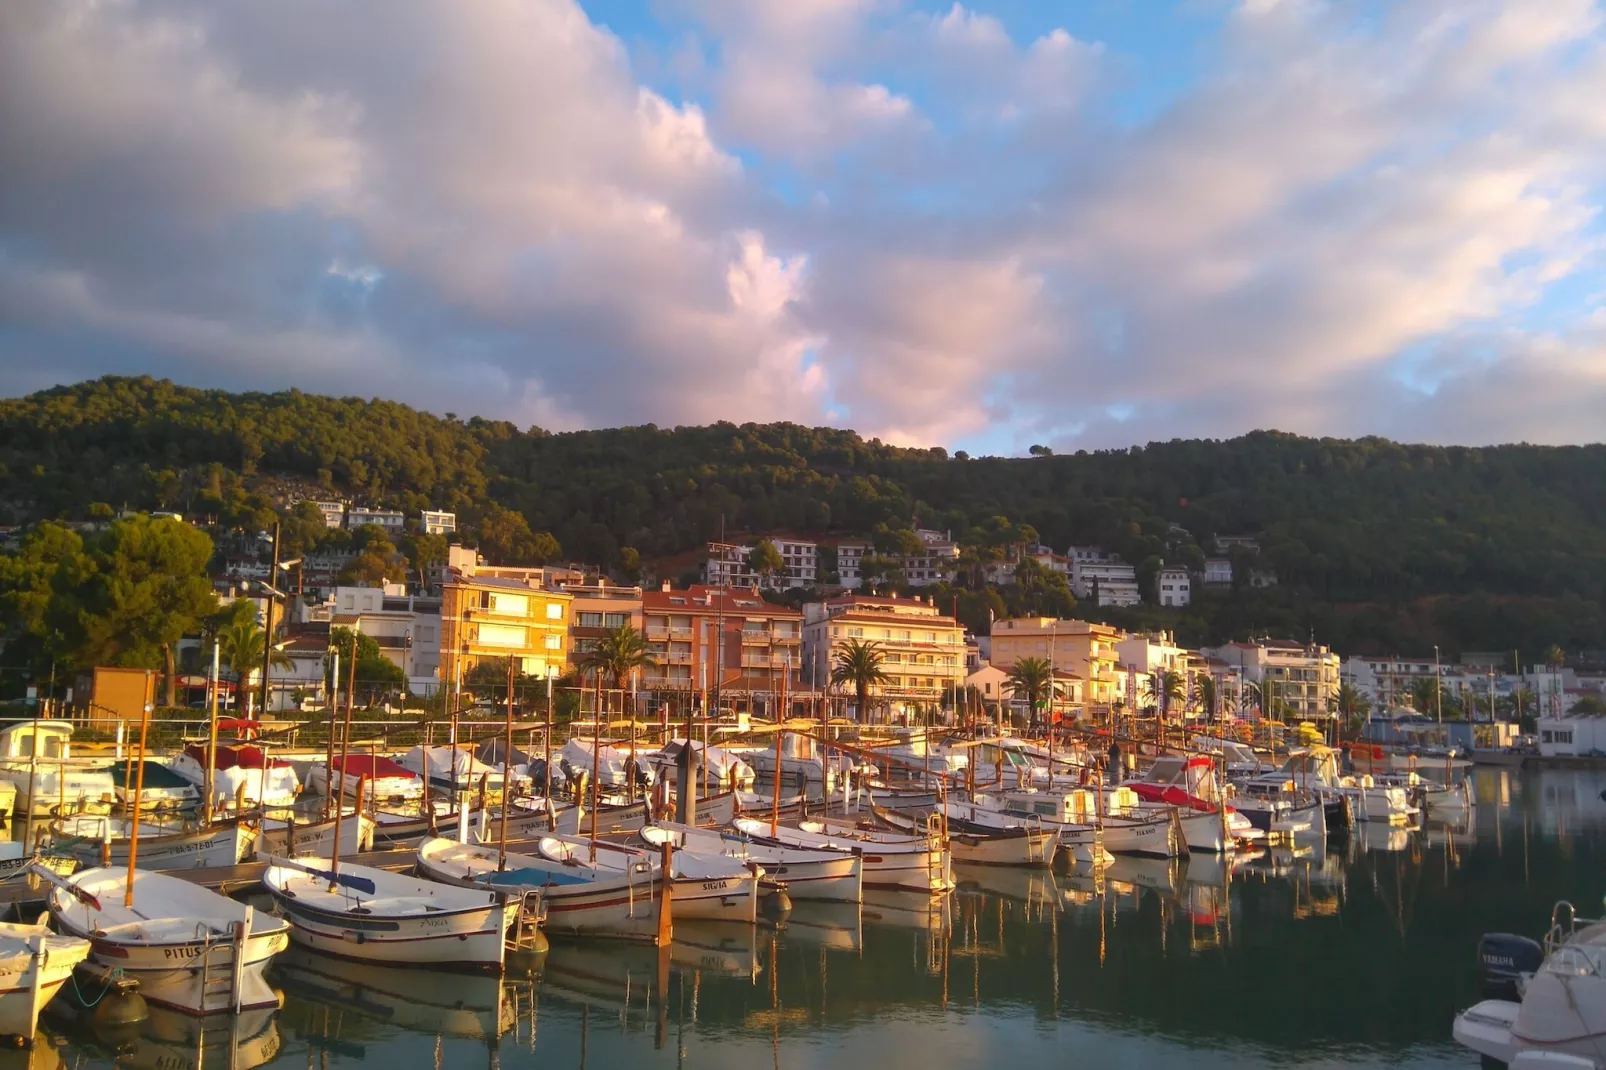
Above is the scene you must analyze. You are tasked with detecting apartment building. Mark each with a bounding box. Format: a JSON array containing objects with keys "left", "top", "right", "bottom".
[
  {"left": 439, "top": 574, "right": 572, "bottom": 690},
  {"left": 1070, "top": 557, "right": 1141, "bottom": 607},
  {"left": 346, "top": 507, "right": 406, "bottom": 534},
  {"left": 834, "top": 533, "right": 958, "bottom": 590},
  {"left": 298, "top": 585, "right": 443, "bottom": 689},
  {"left": 989, "top": 617, "right": 1128, "bottom": 712},
  {"left": 705, "top": 539, "right": 818, "bottom": 590},
  {"left": 1203, "top": 638, "right": 1341, "bottom": 720},
  {"left": 803, "top": 595, "right": 965, "bottom": 718},
  {"left": 1157, "top": 566, "right": 1192, "bottom": 607},
  {"left": 561, "top": 578, "right": 644, "bottom": 659},
  {"left": 1202, "top": 558, "right": 1233, "bottom": 586},
  {"left": 640, "top": 585, "right": 802, "bottom": 707},
  {"left": 307, "top": 500, "right": 345, "bottom": 529},
  {"left": 419, "top": 510, "right": 457, "bottom": 536}
]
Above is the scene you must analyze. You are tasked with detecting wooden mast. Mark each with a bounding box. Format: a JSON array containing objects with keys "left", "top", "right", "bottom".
[
  {"left": 123, "top": 699, "right": 151, "bottom": 907},
  {"left": 327, "top": 640, "right": 357, "bottom": 888},
  {"left": 499, "top": 655, "right": 515, "bottom": 871}
]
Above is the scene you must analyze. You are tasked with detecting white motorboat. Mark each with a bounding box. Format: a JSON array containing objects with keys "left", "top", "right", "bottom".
[
  {"left": 732, "top": 816, "right": 953, "bottom": 893},
  {"left": 534, "top": 831, "right": 759, "bottom": 924},
  {"left": 641, "top": 822, "right": 864, "bottom": 903},
  {"left": 1121, "top": 755, "right": 1267, "bottom": 852},
  {"left": 0, "top": 721, "right": 116, "bottom": 815},
  {"left": 1249, "top": 746, "right": 1418, "bottom": 825},
  {"left": 977, "top": 788, "right": 1181, "bottom": 859},
  {"left": 307, "top": 755, "right": 425, "bottom": 807},
  {"left": 253, "top": 810, "right": 375, "bottom": 859},
  {"left": 48, "top": 815, "right": 254, "bottom": 870},
  {"left": 170, "top": 744, "right": 300, "bottom": 811},
  {"left": 263, "top": 856, "right": 521, "bottom": 970},
  {"left": 0, "top": 920, "right": 92, "bottom": 1041},
  {"left": 1455, "top": 902, "right": 1606, "bottom": 1067},
  {"left": 876, "top": 803, "right": 1057, "bottom": 868},
  {"left": 47, "top": 867, "right": 290, "bottom": 1014},
  {"left": 416, "top": 836, "right": 663, "bottom": 943}
]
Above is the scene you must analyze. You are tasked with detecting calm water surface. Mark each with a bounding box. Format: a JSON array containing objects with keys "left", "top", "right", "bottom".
[{"left": 15, "top": 768, "right": 1606, "bottom": 1070}]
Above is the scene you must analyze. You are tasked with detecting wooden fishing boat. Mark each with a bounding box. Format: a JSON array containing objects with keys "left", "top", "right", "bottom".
[
  {"left": 48, "top": 815, "right": 255, "bottom": 870},
  {"left": 307, "top": 755, "right": 424, "bottom": 807},
  {"left": 253, "top": 810, "right": 375, "bottom": 859},
  {"left": 873, "top": 804, "right": 1057, "bottom": 868},
  {"left": 535, "top": 831, "right": 758, "bottom": 924},
  {"left": 262, "top": 856, "right": 522, "bottom": 971},
  {"left": 640, "top": 822, "right": 863, "bottom": 903},
  {"left": 0, "top": 920, "right": 92, "bottom": 1041},
  {"left": 46, "top": 867, "right": 289, "bottom": 1015},
  {"left": 416, "top": 836, "right": 663, "bottom": 943},
  {"left": 731, "top": 816, "right": 953, "bottom": 893}
]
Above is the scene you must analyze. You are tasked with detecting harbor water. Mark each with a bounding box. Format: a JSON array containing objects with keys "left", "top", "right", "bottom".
[{"left": 12, "top": 767, "right": 1606, "bottom": 1070}]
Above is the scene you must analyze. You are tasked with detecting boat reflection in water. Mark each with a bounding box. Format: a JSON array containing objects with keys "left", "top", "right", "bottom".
[
  {"left": 44, "top": 999, "right": 281, "bottom": 1070},
  {"left": 274, "top": 945, "right": 516, "bottom": 1040}
]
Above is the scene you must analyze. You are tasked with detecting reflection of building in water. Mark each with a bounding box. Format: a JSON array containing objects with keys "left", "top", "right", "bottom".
[{"left": 1531, "top": 769, "right": 1606, "bottom": 832}]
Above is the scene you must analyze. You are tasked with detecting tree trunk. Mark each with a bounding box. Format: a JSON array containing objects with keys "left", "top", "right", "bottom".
[
  {"left": 163, "top": 643, "right": 177, "bottom": 709},
  {"left": 857, "top": 683, "right": 868, "bottom": 724}
]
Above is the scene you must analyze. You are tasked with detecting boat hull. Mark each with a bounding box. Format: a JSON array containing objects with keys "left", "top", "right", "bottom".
[
  {"left": 0, "top": 934, "right": 91, "bottom": 1040},
  {"left": 1101, "top": 815, "right": 1182, "bottom": 858},
  {"left": 949, "top": 828, "right": 1057, "bottom": 868},
  {"left": 53, "top": 820, "right": 254, "bottom": 871}
]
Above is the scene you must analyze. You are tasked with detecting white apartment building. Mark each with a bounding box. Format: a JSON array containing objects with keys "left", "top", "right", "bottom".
[
  {"left": 297, "top": 585, "right": 443, "bottom": 694},
  {"left": 833, "top": 534, "right": 957, "bottom": 589},
  {"left": 1157, "top": 566, "right": 1191, "bottom": 607},
  {"left": 1202, "top": 558, "right": 1233, "bottom": 586},
  {"left": 307, "top": 500, "right": 346, "bottom": 529},
  {"left": 419, "top": 510, "right": 457, "bottom": 536},
  {"left": 705, "top": 538, "right": 818, "bottom": 590},
  {"left": 346, "top": 507, "right": 406, "bottom": 534},
  {"left": 1069, "top": 553, "right": 1141, "bottom": 606},
  {"left": 1203, "top": 638, "right": 1341, "bottom": 720}
]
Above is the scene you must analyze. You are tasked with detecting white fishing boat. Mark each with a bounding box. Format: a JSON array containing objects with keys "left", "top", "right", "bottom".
[
  {"left": 398, "top": 745, "right": 521, "bottom": 793},
  {"left": 557, "top": 739, "right": 654, "bottom": 791},
  {"left": 974, "top": 787, "right": 1182, "bottom": 859},
  {"left": 170, "top": 744, "right": 300, "bottom": 811},
  {"left": 1455, "top": 901, "right": 1606, "bottom": 1066},
  {"left": 735, "top": 733, "right": 863, "bottom": 792},
  {"left": 0, "top": 721, "right": 116, "bottom": 816},
  {"left": 640, "top": 822, "right": 864, "bottom": 902},
  {"left": 48, "top": 815, "right": 254, "bottom": 870},
  {"left": 262, "top": 856, "right": 521, "bottom": 970},
  {"left": 46, "top": 867, "right": 289, "bottom": 1014},
  {"left": 535, "top": 831, "right": 759, "bottom": 924},
  {"left": 416, "top": 836, "right": 663, "bottom": 943},
  {"left": 0, "top": 843, "right": 76, "bottom": 883},
  {"left": 874, "top": 803, "right": 1058, "bottom": 868},
  {"left": 1248, "top": 746, "right": 1417, "bottom": 825},
  {"left": 369, "top": 799, "right": 548, "bottom": 849},
  {"left": 0, "top": 920, "right": 92, "bottom": 1040},
  {"left": 307, "top": 755, "right": 425, "bottom": 806},
  {"left": 253, "top": 810, "right": 375, "bottom": 859},
  {"left": 1122, "top": 755, "right": 1267, "bottom": 852},
  {"left": 732, "top": 816, "right": 953, "bottom": 893},
  {"left": 645, "top": 740, "right": 757, "bottom": 792}
]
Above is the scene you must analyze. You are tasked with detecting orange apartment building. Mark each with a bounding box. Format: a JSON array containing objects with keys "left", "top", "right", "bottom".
[
  {"left": 439, "top": 574, "right": 573, "bottom": 694},
  {"left": 640, "top": 584, "right": 803, "bottom": 713}
]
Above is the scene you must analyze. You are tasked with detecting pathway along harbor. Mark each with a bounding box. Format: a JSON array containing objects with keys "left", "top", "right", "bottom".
[{"left": 0, "top": 710, "right": 1595, "bottom": 1067}]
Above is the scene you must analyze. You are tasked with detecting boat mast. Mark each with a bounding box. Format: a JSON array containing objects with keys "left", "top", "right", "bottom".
[
  {"left": 627, "top": 672, "right": 638, "bottom": 804},
  {"left": 588, "top": 668, "right": 602, "bottom": 863},
  {"left": 124, "top": 699, "right": 151, "bottom": 907},
  {"left": 499, "top": 655, "right": 515, "bottom": 871},
  {"left": 324, "top": 646, "right": 339, "bottom": 822},
  {"left": 328, "top": 641, "right": 357, "bottom": 888},
  {"left": 205, "top": 639, "right": 219, "bottom": 824},
  {"left": 544, "top": 671, "right": 554, "bottom": 804}
]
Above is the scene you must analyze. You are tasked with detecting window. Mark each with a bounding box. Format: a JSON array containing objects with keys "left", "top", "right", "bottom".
[
  {"left": 544, "top": 634, "right": 561, "bottom": 650},
  {"left": 577, "top": 612, "right": 603, "bottom": 628},
  {"left": 546, "top": 603, "right": 563, "bottom": 620},
  {"left": 603, "top": 612, "right": 628, "bottom": 628}
]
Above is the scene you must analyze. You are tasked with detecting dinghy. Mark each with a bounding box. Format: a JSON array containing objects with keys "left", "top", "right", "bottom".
[
  {"left": 416, "top": 835, "right": 664, "bottom": 943},
  {"left": 0, "top": 920, "right": 92, "bottom": 1041},
  {"left": 262, "top": 856, "right": 522, "bottom": 971},
  {"left": 640, "top": 822, "right": 863, "bottom": 903},
  {"left": 307, "top": 755, "right": 424, "bottom": 806},
  {"left": 48, "top": 815, "right": 255, "bottom": 870},
  {"left": 46, "top": 867, "right": 289, "bottom": 1014}
]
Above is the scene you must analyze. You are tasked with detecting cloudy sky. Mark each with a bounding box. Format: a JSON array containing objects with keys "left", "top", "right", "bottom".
[{"left": 3, "top": 0, "right": 1605, "bottom": 455}]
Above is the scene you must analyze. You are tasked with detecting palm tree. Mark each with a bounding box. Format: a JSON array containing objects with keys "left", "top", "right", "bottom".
[
  {"left": 1336, "top": 682, "right": 1369, "bottom": 737},
  {"left": 1005, "top": 657, "right": 1054, "bottom": 728},
  {"left": 1409, "top": 676, "right": 1441, "bottom": 718},
  {"left": 216, "top": 618, "right": 290, "bottom": 716},
  {"left": 1143, "top": 670, "right": 1184, "bottom": 719},
  {"left": 832, "top": 639, "right": 889, "bottom": 723},
  {"left": 575, "top": 624, "right": 657, "bottom": 715},
  {"left": 1545, "top": 645, "right": 1566, "bottom": 670},
  {"left": 1195, "top": 673, "right": 1218, "bottom": 721}
]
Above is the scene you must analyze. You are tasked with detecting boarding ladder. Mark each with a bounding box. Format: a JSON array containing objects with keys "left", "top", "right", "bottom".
[{"left": 195, "top": 907, "right": 250, "bottom": 1014}]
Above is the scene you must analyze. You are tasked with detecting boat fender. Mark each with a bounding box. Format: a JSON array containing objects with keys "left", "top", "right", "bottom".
[{"left": 1477, "top": 932, "right": 1543, "bottom": 996}]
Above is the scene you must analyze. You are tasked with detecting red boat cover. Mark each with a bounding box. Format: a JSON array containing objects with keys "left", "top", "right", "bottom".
[
  {"left": 184, "top": 743, "right": 291, "bottom": 770},
  {"left": 329, "top": 754, "right": 417, "bottom": 779}
]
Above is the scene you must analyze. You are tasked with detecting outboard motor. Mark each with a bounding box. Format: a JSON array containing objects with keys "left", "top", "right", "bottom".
[{"left": 1478, "top": 932, "right": 1544, "bottom": 997}]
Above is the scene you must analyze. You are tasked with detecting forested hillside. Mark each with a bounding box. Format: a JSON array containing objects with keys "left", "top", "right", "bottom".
[{"left": 3, "top": 376, "right": 1604, "bottom": 658}]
